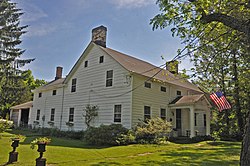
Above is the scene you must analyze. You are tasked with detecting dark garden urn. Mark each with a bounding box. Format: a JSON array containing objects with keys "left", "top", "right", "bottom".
[
  {"left": 8, "top": 139, "right": 20, "bottom": 163},
  {"left": 36, "top": 143, "right": 47, "bottom": 166}
]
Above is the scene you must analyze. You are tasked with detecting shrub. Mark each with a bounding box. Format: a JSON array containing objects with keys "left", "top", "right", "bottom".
[
  {"left": 0, "top": 118, "right": 13, "bottom": 134},
  {"left": 30, "top": 137, "right": 51, "bottom": 149},
  {"left": 134, "top": 118, "right": 172, "bottom": 144},
  {"left": 116, "top": 130, "right": 136, "bottom": 145},
  {"left": 84, "top": 124, "right": 128, "bottom": 145}
]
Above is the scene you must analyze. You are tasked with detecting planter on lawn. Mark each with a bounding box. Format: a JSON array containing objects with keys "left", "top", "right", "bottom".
[{"left": 8, "top": 139, "right": 20, "bottom": 163}]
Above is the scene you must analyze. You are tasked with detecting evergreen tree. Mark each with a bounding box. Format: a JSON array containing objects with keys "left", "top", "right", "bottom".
[{"left": 0, "top": 0, "right": 34, "bottom": 116}]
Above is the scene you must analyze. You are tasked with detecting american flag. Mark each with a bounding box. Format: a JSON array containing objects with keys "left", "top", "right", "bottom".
[{"left": 210, "top": 91, "right": 231, "bottom": 111}]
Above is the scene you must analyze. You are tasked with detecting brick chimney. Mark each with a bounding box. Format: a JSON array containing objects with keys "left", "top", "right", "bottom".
[
  {"left": 55, "top": 66, "right": 63, "bottom": 80},
  {"left": 166, "top": 60, "right": 178, "bottom": 74},
  {"left": 91, "top": 25, "right": 107, "bottom": 47}
]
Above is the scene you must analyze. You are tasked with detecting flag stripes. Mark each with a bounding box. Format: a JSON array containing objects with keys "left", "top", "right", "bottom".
[{"left": 210, "top": 92, "right": 231, "bottom": 111}]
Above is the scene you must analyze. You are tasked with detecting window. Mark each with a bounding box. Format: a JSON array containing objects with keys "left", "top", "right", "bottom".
[
  {"left": 161, "top": 86, "right": 166, "bottom": 92},
  {"left": 144, "top": 106, "right": 151, "bottom": 121},
  {"left": 52, "top": 90, "right": 57, "bottom": 96},
  {"left": 84, "top": 61, "right": 88, "bottom": 67},
  {"left": 160, "top": 108, "right": 166, "bottom": 120},
  {"left": 99, "top": 56, "right": 104, "bottom": 63},
  {"left": 195, "top": 113, "right": 198, "bottom": 126},
  {"left": 204, "top": 114, "right": 206, "bottom": 127},
  {"left": 114, "top": 105, "right": 122, "bottom": 122},
  {"left": 69, "top": 108, "right": 74, "bottom": 122},
  {"left": 38, "top": 93, "right": 42, "bottom": 98},
  {"left": 36, "top": 110, "right": 40, "bottom": 120},
  {"left": 177, "top": 90, "right": 182, "bottom": 96},
  {"left": 71, "top": 78, "right": 77, "bottom": 92},
  {"left": 106, "top": 70, "right": 113, "bottom": 87},
  {"left": 50, "top": 108, "right": 55, "bottom": 121},
  {"left": 144, "top": 82, "right": 151, "bottom": 88}
]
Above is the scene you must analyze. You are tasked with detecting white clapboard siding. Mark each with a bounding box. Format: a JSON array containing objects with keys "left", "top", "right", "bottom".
[
  {"left": 60, "top": 45, "right": 132, "bottom": 130},
  {"left": 131, "top": 74, "right": 171, "bottom": 127},
  {"left": 31, "top": 87, "right": 63, "bottom": 128}
]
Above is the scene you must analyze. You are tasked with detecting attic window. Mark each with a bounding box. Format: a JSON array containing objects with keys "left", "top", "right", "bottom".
[
  {"left": 99, "top": 56, "right": 104, "bottom": 63},
  {"left": 144, "top": 82, "right": 151, "bottom": 88},
  {"left": 38, "top": 93, "right": 42, "bottom": 98},
  {"left": 52, "top": 90, "right": 57, "bottom": 95},
  {"left": 84, "top": 61, "right": 88, "bottom": 67},
  {"left": 71, "top": 78, "right": 77, "bottom": 92},
  {"left": 161, "top": 86, "right": 166, "bottom": 92}
]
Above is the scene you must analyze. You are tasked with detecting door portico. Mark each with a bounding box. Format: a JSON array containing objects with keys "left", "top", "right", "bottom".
[{"left": 169, "top": 94, "right": 211, "bottom": 138}]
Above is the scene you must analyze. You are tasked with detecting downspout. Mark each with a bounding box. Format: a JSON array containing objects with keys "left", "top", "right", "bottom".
[{"left": 59, "top": 86, "right": 65, "bottom": 130}]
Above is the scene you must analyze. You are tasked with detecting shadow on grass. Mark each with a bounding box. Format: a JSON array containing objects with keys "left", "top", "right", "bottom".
[
  {"left": 157, "top": 142, "right": 240, "bottom": 166},
  {"left": 91, "top": 161, "right": 123, "bottom": 166}
]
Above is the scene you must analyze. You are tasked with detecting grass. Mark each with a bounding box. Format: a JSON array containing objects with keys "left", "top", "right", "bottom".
[{"left": 0, "top": 131, "right": 241, "bottom": 166}]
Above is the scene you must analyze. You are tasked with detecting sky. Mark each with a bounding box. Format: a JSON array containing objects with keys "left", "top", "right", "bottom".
[{"left": 13, "top": 0, "right": 190, "bottom": 81}]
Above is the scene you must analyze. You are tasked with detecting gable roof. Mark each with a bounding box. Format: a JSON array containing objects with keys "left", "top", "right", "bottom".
[
  {"left": 170, "top": 94, "right": 204, "bottom": 105},
  {"left": 49, "top": 42, "right": 201, "bottom": 92},
  {"left": 100, "top": 46, "right": 201, "bottom": 92},
  {"left": 169, "top": 94, "right": 212, "bottom": 107},
  {"left": 64, "top": 42, "right": 94, "bottom": 83},
  {"left": 34, "top": 78, "right": 65, "bottom": 92}
]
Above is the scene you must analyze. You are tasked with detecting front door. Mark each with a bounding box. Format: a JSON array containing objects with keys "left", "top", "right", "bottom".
[
  {"left": 21, "top": 109, "right": 29, "bottom": 127},
  {"left": 176, "top": 109, "right": 182, "bottom": 136}
]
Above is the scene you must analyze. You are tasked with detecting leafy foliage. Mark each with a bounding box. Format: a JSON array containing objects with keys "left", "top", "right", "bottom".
[
  {"left": 84, "top": 124, "right": 128, "bottom": 145},
  {"left": 0, "top": 118, "right": 13, "bottom": 134},
  {"left": 30, "top": 137, "right": 51, "bottom": 149},
  {"left": 82, "top": 104, "right": 98, "bottom": 128},
  {"left": 134, "top": 117, "right": 172, "bottom": 144},
  {"left": 151, "top": 0, "right": 250, "bottom": 164}
]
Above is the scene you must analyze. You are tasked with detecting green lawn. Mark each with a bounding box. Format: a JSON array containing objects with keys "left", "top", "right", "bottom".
[{"left": 0, "top": 131, "right": 241, "bottom": 166}]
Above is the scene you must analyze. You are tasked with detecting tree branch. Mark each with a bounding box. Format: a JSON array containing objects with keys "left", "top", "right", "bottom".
[{"left": 201, "top": 13, "right": 249, "bottom": 35}]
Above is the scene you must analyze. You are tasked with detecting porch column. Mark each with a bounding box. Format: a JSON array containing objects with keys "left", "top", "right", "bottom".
[
  {"left": 28, "top": 108, "right": 31, "bottom": 126},
  {"left": 189, "top": 106, "right": 195, "bottom": 138},
  {"left": 9, "top": 109, "right": 13, "bottom": 120},
  {"left": 17, "top": 109, "right": 22, "bottom": 127},
  {"left": 206, "top": 109, "right": 211, "bottom": 135}
]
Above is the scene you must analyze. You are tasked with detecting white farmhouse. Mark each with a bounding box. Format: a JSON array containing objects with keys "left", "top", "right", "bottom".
[{"left": 10, "top": 26, "right": 212, "bottom": 138}]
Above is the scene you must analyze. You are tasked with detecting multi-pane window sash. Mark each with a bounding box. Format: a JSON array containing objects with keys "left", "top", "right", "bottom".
[
  {"left": 36, "top": 110, "right": 40, "bottom": 120},
  {"left": 177, "top": 90, "right": 182, "bottom": 96},
  {"left": 52, "top": 90, "right": 56, "bottom": 95},
  {"left": 114, "top": 105, "right": 122, "bottom": 122},
  {"left": 106, "top": 70, "right": 113, "bottom": 87},
  {"left": 71, "top": 78, "right": 77, "bottom": 92},
  {"left": 99, "top": 56, "right": 104, "bottom": 63},
  {"left": 144, "top": 82, "right": 151, "bottom": 88},
  {"left": 161, "top": 86, "right": 166, "bottom": 92},
  {"left": 84, "top": 61, "right": 88, "bottom": 67},
  {"left": 204, "top": 114, "right": 206, "bottom": 127},
  {"left": 195, "top": 113, "right": 198, "bottom": 126},
  {"left": 50, "top": 108, "right": 55, "bottom": 121},
  {"left": 69, "top": 108, "right": 74, "bottom": 122},
  {"left": 160, "top": 108, "right": 166, "bottom": 120},
  {"left": 144, "top": 106, "right": 151, "bottom": 121}
]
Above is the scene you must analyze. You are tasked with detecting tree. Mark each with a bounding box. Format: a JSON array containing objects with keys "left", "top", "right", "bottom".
[
  {"left": 0, "top": 0, "right": 34, "bottom": 116},
  {"left": 151, "top": 0, "right": 250, "bottom": 165},
  {"left": 82, "top": 104, "right": 98, "bottom": 128}
]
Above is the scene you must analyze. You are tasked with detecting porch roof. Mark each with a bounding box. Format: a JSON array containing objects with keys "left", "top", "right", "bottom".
[
  {"left": 169, "top": 94, "right": 204, "bottom": 106},
  {"left": 11, "top": 101, "right": 33, "bottom": 110}
]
